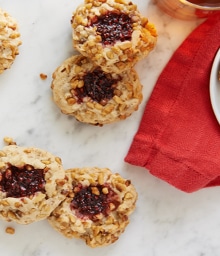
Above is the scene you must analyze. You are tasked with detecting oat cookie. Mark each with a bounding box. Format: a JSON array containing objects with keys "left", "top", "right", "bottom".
[
  {"left": 51, "top": 55, "right": 143, "bottom": 125},
  {"left": 0, "top": 8, "right": 21, "bottom": 74},
  {"left": 71, "top": 0, "right": 157, "bottom": 73},
  {"left": 48, "top": 167, "right": 137, "bottom": 247},
  {"left": 0, "top": 145, "right": 68, "bottom": 224}
]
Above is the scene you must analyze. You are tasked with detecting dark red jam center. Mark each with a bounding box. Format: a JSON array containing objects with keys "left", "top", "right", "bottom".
[
  {"left": 0, "top": 164, "right": 46, "bottom": 198},
  {"left": 70, "top": 183, "right": 120, "bottom": 220},
  {"left": 90, "top": 11, "right": 133, "bottom": 45},
  {"left": 75, "top": 69, "right": 117, "bottom": 103}
]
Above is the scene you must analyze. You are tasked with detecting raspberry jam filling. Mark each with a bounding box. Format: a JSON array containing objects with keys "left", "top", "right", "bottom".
[
  {"left": 70, "top": 183, "right": 120, "bottom": 220},
  {"left": 75, "top": 69, "right": 118, "bottom": 104},
  {"left": 0, "top": 164, "right": 46, "bottom": 198},
  {"left": 90, "top": 11, "right": 133, "bottom": 45}
]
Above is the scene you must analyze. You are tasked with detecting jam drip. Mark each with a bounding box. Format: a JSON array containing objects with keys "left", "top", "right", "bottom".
[
  {"left": 90, "top": 11, "right": 133, "bottom": 45},
  {"left": 75, "top": 69, "right": 117, "bottom": 103},
  {"left": 0, "top": 164, "right": 46, "bottom": 198},
  {"left": 70, "top": 183, "right": 120, "bottom": 220}
]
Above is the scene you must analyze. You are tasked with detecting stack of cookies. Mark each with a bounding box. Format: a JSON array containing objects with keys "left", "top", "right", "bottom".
[
  {"left": 0, "top": 140, "right": 138, "bottom": 247},
  {"left": 51, "top": 0, "right": 157, "bottom": 126}
]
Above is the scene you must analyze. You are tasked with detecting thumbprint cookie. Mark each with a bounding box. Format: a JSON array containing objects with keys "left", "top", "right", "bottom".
[
  {"left": 71, "top": 0, "right": 157, "bottom": 74},
  {"left": 48, "top": 167, "right": 137, "bottom": 247},
  {"left": 0, "top": 145, "right": 68, "bottom": 224},
  {"left": 0, "top": 8, "right": 21, "bottom": 74},
  {"left": 51, "top": 55, "right": 143, "bottom": 125}
]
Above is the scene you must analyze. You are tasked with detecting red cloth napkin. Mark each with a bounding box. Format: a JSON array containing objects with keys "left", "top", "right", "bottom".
[{"left": 125, "top": 13, "right": 220, "bottom": 193}]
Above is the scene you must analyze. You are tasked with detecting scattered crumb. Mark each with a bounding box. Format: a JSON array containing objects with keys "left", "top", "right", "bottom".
[
  {"left": 3, "top": 137, "right": 16, "bottom": 145},
  {"left": 40, "top": 73, "right": 48, "bottom": 80},
  {"left": 5, "top": 227, "right": 15, "bottom": 235}
]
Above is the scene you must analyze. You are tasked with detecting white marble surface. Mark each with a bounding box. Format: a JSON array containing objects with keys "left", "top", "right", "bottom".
[{"left": 0, "top": 0, "right": 218, "bottom": 255}]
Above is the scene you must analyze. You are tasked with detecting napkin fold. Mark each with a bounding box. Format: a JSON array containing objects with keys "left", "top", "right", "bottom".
[{"left": 125, "top": 13, "right": 220, "bottom": 193}]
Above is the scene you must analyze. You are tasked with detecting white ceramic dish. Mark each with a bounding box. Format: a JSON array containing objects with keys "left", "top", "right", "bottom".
[{"left": 210, "top": 48, "right": 220, "bottom": 123}]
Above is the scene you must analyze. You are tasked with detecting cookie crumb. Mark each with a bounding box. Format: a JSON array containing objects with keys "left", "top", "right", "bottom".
[
  {"left": 5, "top": 227, "right": 15, "bottom": 235},
  {"left": 40, "top": 73, "right": 47, "bottom": 80},
  {"left": 3, "top": 137, "right": 16, "bottom": 145}
]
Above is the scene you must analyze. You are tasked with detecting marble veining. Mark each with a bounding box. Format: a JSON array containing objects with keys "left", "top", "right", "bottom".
[{"left": 0, "top": 0, "right": 218, "bottom": 255}]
